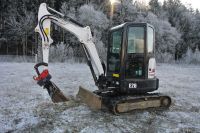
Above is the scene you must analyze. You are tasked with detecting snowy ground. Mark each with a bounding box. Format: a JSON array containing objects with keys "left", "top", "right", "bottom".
[{"left": 0, "top": 63, "right": 200, "bottom": 133}]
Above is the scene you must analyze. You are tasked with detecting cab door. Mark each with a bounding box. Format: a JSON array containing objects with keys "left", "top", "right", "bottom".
[
  {"left": 125, "top": 26, "right": 145, "bottom": 79},
  {"left": 107, "top": 28, "right": 123, "bottom": 83}
]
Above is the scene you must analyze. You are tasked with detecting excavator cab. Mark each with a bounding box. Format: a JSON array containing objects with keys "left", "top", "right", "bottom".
[{"left": 106, "top": 23, "right": 159, "bottom": 94}]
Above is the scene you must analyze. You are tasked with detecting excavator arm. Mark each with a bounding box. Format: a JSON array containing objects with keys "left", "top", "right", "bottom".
[
  {"left": 34, "top": 3, "right": 106, "bottom": 85},
  {"left": 34, "top": 3, "right": 106, "bottom": 102}
]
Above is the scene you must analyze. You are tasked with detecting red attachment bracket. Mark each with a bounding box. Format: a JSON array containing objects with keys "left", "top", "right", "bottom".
[
  {"left": 33, "top": 62, "right": 51, "bottom": 86},
  {"left": 33, "top": 69, "right": 49, "bottom": 81}
]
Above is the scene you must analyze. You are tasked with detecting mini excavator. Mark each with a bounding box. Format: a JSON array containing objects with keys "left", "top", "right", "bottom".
[{"left": 33, "top": 3, "right": 171, "bottom": 114}]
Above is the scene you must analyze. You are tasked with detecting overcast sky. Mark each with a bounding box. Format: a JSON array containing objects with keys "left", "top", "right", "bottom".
[{"left": 140, "top": 0, "right": 200, "bottom": 10}]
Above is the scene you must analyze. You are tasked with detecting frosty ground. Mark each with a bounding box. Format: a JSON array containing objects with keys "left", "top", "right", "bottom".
[{"left": 0, "top": 63, "right": 200, "bottom": 133}]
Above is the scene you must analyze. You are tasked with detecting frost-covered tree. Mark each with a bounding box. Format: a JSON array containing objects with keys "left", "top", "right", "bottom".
[
  {"left": 112, "top": 0, "right": 138, "bottom": 24},
  {"left": 78, "top": 4, "right": 109, "bottom": 31},
  {"left": 162, "top": 0, "right": 199, "bottom": 59},
  {"left": 60, "top": 2, "right": 76, "bottom": 19},
  {"left": 49, "top": 42, "right": 73, "bottom": 62},
  {"left": 163, "top": 0, "right": 185, "bottom": 27},
  {"left": 54, "top": 2, "right": 80, "bottom": 59},
  {"left": 1, "top": 0, "right": 200, "bottom": 64},
  {"left": 183, "top": 47, "right": 200, "bottom": 64},
  {"left": 78, "top": 4, "right": 109, "bottom": 60},
  {"left": 149, "top": 0, "right": 162, "bottom": 16},
  {"left": 6, "top": 7, "right": 35, "bottom": 55},
  {"left": 193, "top": 11, "right": 200, "bottom": 50},
  {"left": 54, "top": 3, "right": 109, "bottom": 60},
  {"left": 136, "top": 12, "right": 181, "bottom": 62}
]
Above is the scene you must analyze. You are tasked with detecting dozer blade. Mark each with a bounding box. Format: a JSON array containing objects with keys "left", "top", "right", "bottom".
[
  {"left": 44, "top": 81, "right": 69, "bottom": 103},
  {"left": 77, "top": 86, "right": 102, "bottom": 110}
]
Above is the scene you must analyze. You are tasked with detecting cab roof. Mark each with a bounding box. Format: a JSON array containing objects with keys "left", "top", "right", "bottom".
[{"left": 110, "top": 22, "right": 153, "bottom": 31}]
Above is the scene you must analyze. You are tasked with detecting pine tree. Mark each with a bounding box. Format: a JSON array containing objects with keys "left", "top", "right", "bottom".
[{"left": 149, "top": 0, "right": 162, "bottom": 16}]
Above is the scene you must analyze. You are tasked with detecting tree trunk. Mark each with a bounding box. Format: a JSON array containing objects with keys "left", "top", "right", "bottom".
[
  {"left": 6, "top": 44, "right": 8, "bottom": 55},
  {"left": 23, "top": 39, "right": 25, "bottom": 56},
  {"left": 32, "top": 42, "right": 34, "bottom": 56},
  {"left": 16, "top": 43, "right": 18, "bottom": 55},
  {"left": 25, "top": 32, "right": 27, "bottom": 55},
  {"left": 62, "top": 29, "right": 64, "bottom": 42}
]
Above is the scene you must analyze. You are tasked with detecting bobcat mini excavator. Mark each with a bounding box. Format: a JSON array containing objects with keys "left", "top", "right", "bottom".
[{"left": 33, "top": 3, "right": 171, "bottom": 114}]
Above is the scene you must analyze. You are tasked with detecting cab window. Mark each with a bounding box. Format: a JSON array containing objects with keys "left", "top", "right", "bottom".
[
  {"left": 127, "top": 27, "right": 144, "bottom": 54},
  {"left": 111, "top": 30, "right": 122, "bottom": 54},
  {"left": 107, "top": 29, "right": 122, "bottom": 72},
  {"left": 147, "top": 27, "right": 154, "bottom": 53}
]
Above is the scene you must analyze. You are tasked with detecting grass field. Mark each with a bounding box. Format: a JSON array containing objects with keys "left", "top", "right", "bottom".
[{"left": 0, "top": 63, "right": 199, "bottom": 133}]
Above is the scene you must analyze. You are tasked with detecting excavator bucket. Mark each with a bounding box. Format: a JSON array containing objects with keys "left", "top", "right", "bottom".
[
  {"left": 77, "top": 86, "right": 102, "bottom": 110},
  {"left": 44, "top": 81, "right": 69, "bottom": 103}
]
